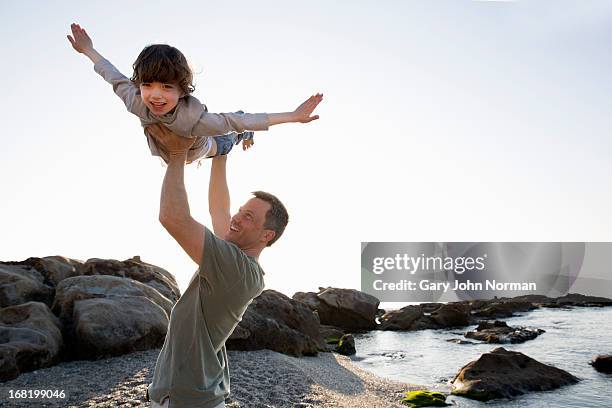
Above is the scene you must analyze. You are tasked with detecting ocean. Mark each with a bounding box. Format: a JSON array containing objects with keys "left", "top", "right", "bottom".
[{"left": 352, "top": 307, "right": 612, "bottom": 407}]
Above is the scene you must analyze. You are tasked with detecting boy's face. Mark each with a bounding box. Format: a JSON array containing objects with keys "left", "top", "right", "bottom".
[{"left": 139, "top": 81, "right": 182, "bottom": 115}]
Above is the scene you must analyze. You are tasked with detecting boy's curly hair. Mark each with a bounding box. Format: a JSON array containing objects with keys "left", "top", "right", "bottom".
[{"left": 131, "top": 44, "right": 195, "bottom": 95}]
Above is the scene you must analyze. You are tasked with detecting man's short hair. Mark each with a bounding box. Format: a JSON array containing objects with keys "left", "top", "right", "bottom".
[{"left": 252, "top": 191, "right": 289, "bottom": 247}]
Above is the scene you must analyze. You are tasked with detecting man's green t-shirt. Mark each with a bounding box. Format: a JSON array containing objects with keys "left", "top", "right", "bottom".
[{"left": 148, "top": 227, "right": 265, "bottom": 408}]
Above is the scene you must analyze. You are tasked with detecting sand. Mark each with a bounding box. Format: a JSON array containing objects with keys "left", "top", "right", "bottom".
[{"left": 0, "top": 348, "right": 422, "bottom": 407}]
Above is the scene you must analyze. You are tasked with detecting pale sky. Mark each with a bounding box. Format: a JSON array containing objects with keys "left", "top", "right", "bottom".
[{"left": 2, "top": 0, "right": 612, "bottom": 305}]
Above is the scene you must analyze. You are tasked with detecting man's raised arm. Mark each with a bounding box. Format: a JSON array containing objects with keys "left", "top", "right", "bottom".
[
  {"left": 148, "top": 124, "right": 206, "bottom": 265},
  {"left": 209, "top": 156, "right": 231, "bottom": 237}
]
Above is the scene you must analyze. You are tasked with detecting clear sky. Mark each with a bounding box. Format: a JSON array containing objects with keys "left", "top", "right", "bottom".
[{"left": 2, "top": 0, "right": 612, "bottom": 306}]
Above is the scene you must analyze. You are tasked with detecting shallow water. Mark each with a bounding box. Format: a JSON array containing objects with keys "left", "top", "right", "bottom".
[{"left": 352, "top": 307, "right": 612, "bottom": 407}]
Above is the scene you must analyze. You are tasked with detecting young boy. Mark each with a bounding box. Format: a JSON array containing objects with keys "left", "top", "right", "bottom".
[{"left": 67, "top": 23, "right": 323, "bottom": 164}]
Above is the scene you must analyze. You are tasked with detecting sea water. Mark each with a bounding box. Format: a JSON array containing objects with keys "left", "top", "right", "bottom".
[{"left": 351, "top": 307, "right": 612, "bottom": 407}]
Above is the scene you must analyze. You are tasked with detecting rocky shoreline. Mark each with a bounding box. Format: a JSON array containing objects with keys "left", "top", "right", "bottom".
[{"left": 2, "top": 255, "right": 612, "bottom": 406}]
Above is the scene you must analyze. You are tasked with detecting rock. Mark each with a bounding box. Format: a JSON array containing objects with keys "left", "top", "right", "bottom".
[
  {"left": 0, "top": 264, "right": 54, "bottom": 307},
  {"left": 73, "top": 295, "right": 169, "bottom": 359},
  {"left": 227, "top": 290, "right": 325, "bottom": 357},
  {"left": 230, "top": 325, "right": 250, "bottom": 340},
  {"left": 1, "top": 256, "right": 83, "bottom": 287},
  {"left": 471, "top": 301, "right": 536, "bottom": 319},
  {"left": 319, "top": 324, "right": 346, "bottom": 350},
  {"left": 335, "top": 334, "right": 356, "bottom": 356},
  {"left": 451, "top": 347, "right": 579, "bottom": 401},
  {"left": 420, "top": 303, "right": 446, "bottom": 313},
  {"left": 591, "top": 355, "right": 612, "bottom": 374},
  {"left": 79, "top": 257, "right": 180, "bottom": 303},
  {"left": 555, "top": 293, "right": 612, "bottom": 307},
  {"left": 510, "top": 295, "right": 555, "bottom": 305},
  {"left": 430, "top": 303, "right": 470, "bottom": 328},
  {"left": 401, "top": 390, "right": 449, "bottom": 407},
  {"left": 0, "top": 302, "right": 63, "bottom": 382},
  {"left": 379, "top": 303, "right": 470, "bottom": 331},
  {"left": 465, "top": 321, "right": 545, "bottom": 344},
  {"left": 293, "top": 287, "right": 380, "bottom": 331},
  {"left": 378, "top": 305, "right": 424, "bottom": 330},
  {"left": 319, "top": 324, "right": 345, "bottom": 341},
  {"left": 446, "top": 338, "right": 477, "bottom": 345},
  {"left": 52, "top": 275, "right": 173, "bottom": 360}
]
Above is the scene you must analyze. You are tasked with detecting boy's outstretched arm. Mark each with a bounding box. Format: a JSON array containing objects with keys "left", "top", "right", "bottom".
[
  {"left": 267, "top": 93, "right": 324, "bottom": 126},
  {"left": 67, "top": 23, "right": 104, "bottom": 64},
  {"left": 68, "top": 23, "right": 147, "bottom": 118}
]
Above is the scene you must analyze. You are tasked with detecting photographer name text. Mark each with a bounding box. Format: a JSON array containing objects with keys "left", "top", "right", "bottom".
[{"left": 373, "top": 279, "right": 537, "bottom": 292}]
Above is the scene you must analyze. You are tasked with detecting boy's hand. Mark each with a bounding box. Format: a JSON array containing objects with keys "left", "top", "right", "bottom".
[
  {"left": 293, "top": 93, "right": 323, "bottom": 123},
  {"left": 242, "top": 139, "right": 254, "bottom": 151},
  {"left": 67, "top": 23, "right": 94, "bottom": 54}
]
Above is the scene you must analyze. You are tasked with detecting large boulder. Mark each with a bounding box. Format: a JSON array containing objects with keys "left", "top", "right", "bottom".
[
  {"left": 0, "top": 264, "right": 54, "bottom": 307},
  {"left": 0, "top": 302, "right": 63, "bottom": 382},
  {"left": 79, "top": 256, "right": 180, "bottom": 303},
  {"left": 73, "top": 295, "right": 169, "bottom": 359},
  {"left": 378, "top": 305, "right": 424, "bottom": 330},
  {"left": 379, "top": 303, "right": 470, "bottom": 331},
  {"left": 591, "top": 355, "right": 612, "bottom": 374},
  {"left": 227, "top": 289, "right": 325, "bottom": 357},
  {"left": 465, "top": 321, "right": 545, "bottom": 344},
  {"left": 451, "top": 347, "right": 579, "bottom": 401},
  {"left": 430, "top": 303, "right": 470, "bottom": 328},
  {"left": 52, "top": 275, "right": 173, "bottom": 360},
  {"left": 293, "top": 287, "right": 380, "bottom": 331}
]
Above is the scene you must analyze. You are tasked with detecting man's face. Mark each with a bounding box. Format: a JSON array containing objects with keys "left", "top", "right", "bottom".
[
  {"left": 139, "top": 81, "right": 182, "bottom": 115},
  {"left": 225, "top": 198, "right": 273, "bottom": 249}
]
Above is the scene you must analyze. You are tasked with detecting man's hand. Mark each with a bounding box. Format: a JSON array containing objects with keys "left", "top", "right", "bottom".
[
  {"left": 147, "top": 124, "right": 196, "bottom": 157},
  {"left": 293, "top": 93, "right": 324, "bottom": 123}
]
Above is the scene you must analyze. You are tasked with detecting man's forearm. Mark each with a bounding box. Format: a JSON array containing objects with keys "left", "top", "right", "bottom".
[
  {"left": 209, "top": 156, "right": 230, "bottom": 216},
  {"left": 159, "top": 152, "right": 191, "bottom": 223}
]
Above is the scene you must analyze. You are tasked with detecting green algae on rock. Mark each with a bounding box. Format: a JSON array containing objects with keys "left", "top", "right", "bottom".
[
  {"left": 401, "top": 390, "right": 449, "bottom": 407},
  {"left": 335, "top": 334, "right": 356, "bottom": 355}
]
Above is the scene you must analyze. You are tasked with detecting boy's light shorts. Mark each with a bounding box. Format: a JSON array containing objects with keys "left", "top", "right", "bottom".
[{"left": 214, "top": 131, "right": 254, "bottom": 156}]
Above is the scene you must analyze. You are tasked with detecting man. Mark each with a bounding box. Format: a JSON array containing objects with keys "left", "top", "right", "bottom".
[{"left": 142, "top": 119, "right": 301, "bottom": 408}]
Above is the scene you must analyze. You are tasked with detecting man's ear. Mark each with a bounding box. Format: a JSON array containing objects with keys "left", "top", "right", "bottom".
[{"left": 261, "top": 229, "right": 276, "bottom": 245}]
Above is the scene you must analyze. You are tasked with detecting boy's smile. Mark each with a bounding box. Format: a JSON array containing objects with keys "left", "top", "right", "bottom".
[{"left": 140, "top": 81, "right": 182, "bottom": 116}]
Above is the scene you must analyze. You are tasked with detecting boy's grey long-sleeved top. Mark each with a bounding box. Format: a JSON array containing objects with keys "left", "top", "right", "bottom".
[{"left": 93, "top": 58, "right": 269, "bottom": 163}]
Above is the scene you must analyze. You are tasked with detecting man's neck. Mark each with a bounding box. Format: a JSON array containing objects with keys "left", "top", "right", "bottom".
[{"left": 240, "top": 245, "right": 264, "bottom": 260}]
